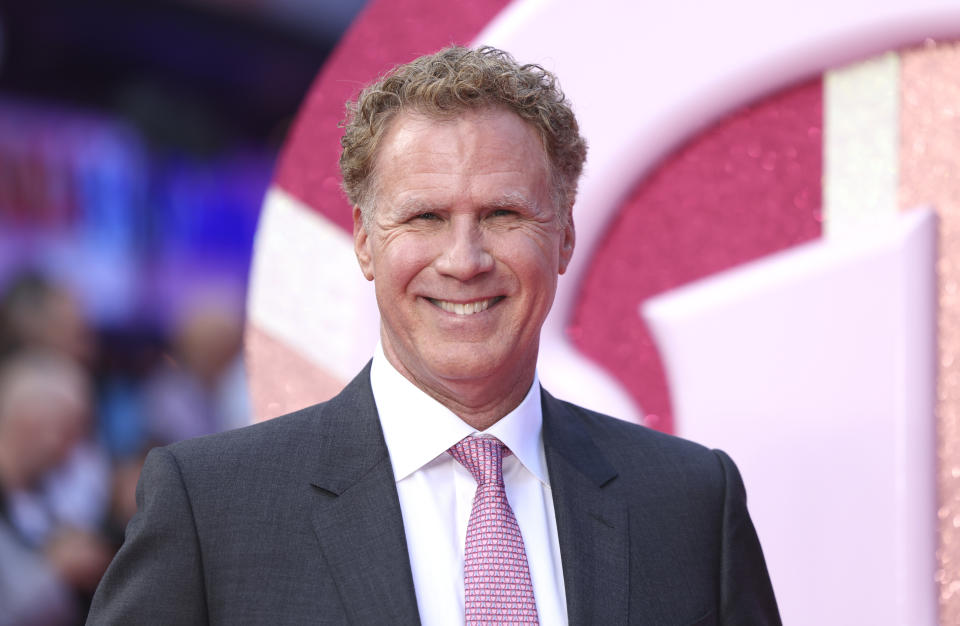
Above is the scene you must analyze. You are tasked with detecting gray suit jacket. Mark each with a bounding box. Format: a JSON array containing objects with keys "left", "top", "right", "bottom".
[{"left": 88, "top": 364, "right": 780, "bottom": 625}]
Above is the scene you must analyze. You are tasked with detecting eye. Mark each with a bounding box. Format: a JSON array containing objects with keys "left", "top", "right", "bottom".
[
  {"left": 413, "top": 212, "right": 440, "bottom": 221},
  {"left": 489, "top": 208, "right": 517, "bottom": 218}
]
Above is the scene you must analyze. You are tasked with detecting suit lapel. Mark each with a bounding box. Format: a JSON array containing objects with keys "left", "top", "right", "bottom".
[
  {"left": 542, "top": 389, "right": 630, "bottom": 626},
  {"left": 307, "top": 364, "right": 421, "bottom": 625}
]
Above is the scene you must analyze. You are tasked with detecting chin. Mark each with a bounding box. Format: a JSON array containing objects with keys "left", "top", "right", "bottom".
[{"left": 425, "top": 345, "right": 520, "bottom": 383}]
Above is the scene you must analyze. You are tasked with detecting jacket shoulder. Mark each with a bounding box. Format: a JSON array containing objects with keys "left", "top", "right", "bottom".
[{"left": 167, "top": 402, "right": 326, "bottom": 457}]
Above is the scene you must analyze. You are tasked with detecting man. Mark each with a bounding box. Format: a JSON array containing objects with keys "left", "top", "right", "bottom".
[
  {"left": 89, "top": 46, "right": 780, "bottom": 625},
  {"left": 0, "top": 349, "right": 112, "bottom": 625}
]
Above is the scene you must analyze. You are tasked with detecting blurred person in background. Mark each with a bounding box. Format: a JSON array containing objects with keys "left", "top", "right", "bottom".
[
  {"left": 141, "top": 294, "right": 250, "bottom": 445},
  {"left": 0, "top": 271, "right": 112, "bottom": 542},
  {"left": 0, "top": 349, "right": 113, "bottom": 626},
  {"left": 0, "top": 270, "right": 97, "bottom": 366}
]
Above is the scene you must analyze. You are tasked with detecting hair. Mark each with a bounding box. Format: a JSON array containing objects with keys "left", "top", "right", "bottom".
[
  {"left": 339, "top": 46, "right": 587, "bottom": 224},
  {"left": 0, "top": 269, "right": 53, "bottom": 357}
]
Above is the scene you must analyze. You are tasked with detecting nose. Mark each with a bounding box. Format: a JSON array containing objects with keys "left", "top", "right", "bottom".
[{"left": 435, "top": 218, "right": 494, "bottom": 281}]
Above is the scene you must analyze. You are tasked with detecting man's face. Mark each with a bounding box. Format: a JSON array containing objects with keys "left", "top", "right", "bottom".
[{"left": 354, "top": 107, "right": 575, "bottom": 400}]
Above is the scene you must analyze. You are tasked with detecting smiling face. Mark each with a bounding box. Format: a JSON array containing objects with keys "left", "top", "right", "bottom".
[{"left": 354, "top": 107, "right": 575, "bottom": 421}]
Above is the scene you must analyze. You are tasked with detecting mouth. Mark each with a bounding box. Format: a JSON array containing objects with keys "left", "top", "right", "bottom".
[{"left": 427, "top": 296, "right": 505, "bottom": 316}]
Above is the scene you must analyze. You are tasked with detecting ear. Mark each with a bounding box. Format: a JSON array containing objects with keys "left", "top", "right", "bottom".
[
  {"left": 558, "top": 212, "right": 575, "bottom": 275},
  {"left": 353, "top": 206, "right": 375, "bottom": 281}
]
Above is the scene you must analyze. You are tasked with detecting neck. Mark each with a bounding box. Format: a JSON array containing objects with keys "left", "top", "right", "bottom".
[{"left": 423, "top": 374, "right": 534, "bottom": 431}]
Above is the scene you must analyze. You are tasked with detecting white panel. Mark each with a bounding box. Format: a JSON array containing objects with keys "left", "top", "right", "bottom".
[
  {"left": 247, "top": 187, "right": 379, "bottom": 380},
  {"left": 643, "top": 209, "right": 937, "bottom": 625},
  {"left": 824, "top": 52, "right": 901, "bottom": 236}
]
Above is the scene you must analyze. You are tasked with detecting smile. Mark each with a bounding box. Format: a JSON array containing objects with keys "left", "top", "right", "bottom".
[{"left": 428, "top": 296, "right": 504, "bottom": 315}]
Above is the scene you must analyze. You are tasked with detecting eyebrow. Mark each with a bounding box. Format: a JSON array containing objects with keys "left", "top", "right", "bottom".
[
  {"left": 392, "top": 198, "right": 439, "bottom": 215},
  {"left": 484, "top": 192, "right": 537, "bottom": 212},
  {"left": 390, "top": 191, "right": 538, "bottom": 216}
]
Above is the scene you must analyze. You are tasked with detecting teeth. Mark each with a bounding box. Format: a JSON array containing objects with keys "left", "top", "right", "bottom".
[{"left": 430, "top": 298, "right": 499, "bottom": 315}]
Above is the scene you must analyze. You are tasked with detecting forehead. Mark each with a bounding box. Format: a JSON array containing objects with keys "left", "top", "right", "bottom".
[{"left": 371, "top": 107, "right": 551, "bottom": 209}]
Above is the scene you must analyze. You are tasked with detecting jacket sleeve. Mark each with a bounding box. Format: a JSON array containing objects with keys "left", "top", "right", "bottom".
[
  {"left": 713, "top": 449, "right": 782, "bottom": 626},
  {"left": 87, "top": 447, "right": 208, "bottom": 625}
]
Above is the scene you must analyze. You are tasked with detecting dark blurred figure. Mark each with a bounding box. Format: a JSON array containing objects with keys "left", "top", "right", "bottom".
[
  {"left": 0, "top": 349, "right": 112, "bottom": 626},
  {"left": 0, "top": 271, "right": 97, "bottom": 365},
  {"left": 0, "top": 271, "right": 110, "bottom": 531},
  {"left": 0, "top": 271, "right": 118, "bottom": 624}
]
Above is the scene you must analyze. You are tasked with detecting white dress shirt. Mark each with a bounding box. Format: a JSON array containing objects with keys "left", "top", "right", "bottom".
[{"left": 370, "top": 344, "right": 568, "bottom": 626}]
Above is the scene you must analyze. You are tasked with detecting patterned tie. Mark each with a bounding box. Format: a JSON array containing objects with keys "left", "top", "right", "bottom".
[{"left": 448, "top": 436, "right": 540, "bottom": 625}]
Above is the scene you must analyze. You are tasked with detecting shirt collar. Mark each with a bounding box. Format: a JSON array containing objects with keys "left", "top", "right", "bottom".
[{"left": 370, "top": 342, "right": 549, "bottom": 486}]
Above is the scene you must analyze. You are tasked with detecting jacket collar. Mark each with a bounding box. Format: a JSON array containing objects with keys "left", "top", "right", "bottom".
[
  {"left": 542, "top": 388, "right": 630, "bottom": 626},
  {"left": 308, "top": 362, "right": 422, "bottom": 625}
]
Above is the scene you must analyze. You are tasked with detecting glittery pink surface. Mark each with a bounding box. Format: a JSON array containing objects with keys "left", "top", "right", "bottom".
[
  {"left": 569, "top": 80, "right": 824, "bottom": 433},
  {"left": 272, "top": 0, "right": 512, "bottom": 233},
  {"left": 246, "top": 324, "right": 346, "bottom": 421},
  {"left": 899, "top": 41, "right": 960, "bottom": 625}
]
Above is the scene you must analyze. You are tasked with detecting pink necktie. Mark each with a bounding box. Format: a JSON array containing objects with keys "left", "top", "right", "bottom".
[{"left": 449, "top": 437, "right": 540, "bottom": 625}]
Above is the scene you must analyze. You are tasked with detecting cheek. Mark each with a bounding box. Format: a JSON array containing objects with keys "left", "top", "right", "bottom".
[
  {"left": 373, "top": 238, "right": 434, "bottom": 293},
  {"left": 499, "top": 232, "right": 562, "bottom": 279}
]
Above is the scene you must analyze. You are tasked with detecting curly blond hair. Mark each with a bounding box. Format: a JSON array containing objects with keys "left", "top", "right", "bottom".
[{"left": 339, "top": 46, "right": 587, "bottom": 223}]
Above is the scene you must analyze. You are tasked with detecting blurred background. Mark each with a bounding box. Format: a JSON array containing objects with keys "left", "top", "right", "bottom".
[{"left": 0, "top": 1, "right": 365, "bottom": 622}]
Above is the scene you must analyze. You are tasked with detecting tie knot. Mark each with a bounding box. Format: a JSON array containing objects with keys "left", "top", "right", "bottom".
[{"left": 448, "top": 436, "right": 510, "bottom": 486}]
